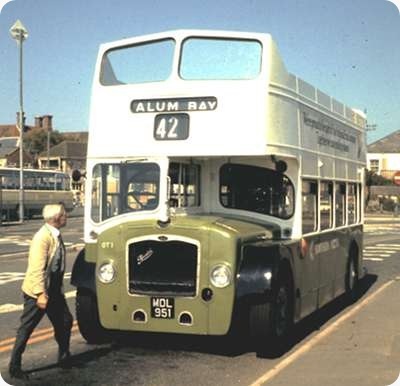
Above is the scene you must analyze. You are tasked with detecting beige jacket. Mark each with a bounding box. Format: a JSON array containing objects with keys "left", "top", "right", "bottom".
[{"left": 21, "top": 224, "right": 62, "bottom": 298}]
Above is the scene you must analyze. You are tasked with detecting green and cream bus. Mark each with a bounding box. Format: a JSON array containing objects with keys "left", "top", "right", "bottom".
[{"left": 71, "top": 30, "right": 366, "bottom": 352}]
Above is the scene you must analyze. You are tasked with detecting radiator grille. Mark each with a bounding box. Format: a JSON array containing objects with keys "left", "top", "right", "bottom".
[{"left": 128, "top": 240, "right": 198, "bottom": 296}]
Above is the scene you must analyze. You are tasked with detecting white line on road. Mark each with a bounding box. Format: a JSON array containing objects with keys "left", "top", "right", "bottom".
[
  {"left": 0, "top": 290, "right": 76, "bottom": 314},
  {"left": 248, "top": 279, "right": 395, "bottom": 386},
  {"left": 363, "top": 257, "right": 384, "bottom": 261},
  {"left": 363, "top": 254, "right": 390, "bottom": 257},
  {"left": 0, "top": 272, "right": 71, "bottom": 286},
  {"left": 364, "top": 250, "right": 397, "bottom": 254}
]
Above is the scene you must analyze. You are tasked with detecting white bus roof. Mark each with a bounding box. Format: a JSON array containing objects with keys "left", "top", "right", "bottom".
[{"left": 87, "top": 29, "right": 366, "bottom": 166}]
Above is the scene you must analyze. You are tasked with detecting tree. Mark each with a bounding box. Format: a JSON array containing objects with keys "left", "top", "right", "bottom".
[
  {"left": 24, "top": 128, "right": 64, "bottom": 158},
  {"left": 365, "top": 169, "right": 393, "bottom": 207},
  {"left": 365, "top": 170, "right": 392, "bottom": 186}
]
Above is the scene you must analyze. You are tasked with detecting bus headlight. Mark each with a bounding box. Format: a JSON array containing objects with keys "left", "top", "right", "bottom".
[
  {"left": 98, "top": 262, "right": 116, "bottom": 283},
  {"left": 210, "top": 264, "right": 232, "bottom": 288}
]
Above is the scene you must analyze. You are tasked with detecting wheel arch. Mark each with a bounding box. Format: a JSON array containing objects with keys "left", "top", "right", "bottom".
[
  {"left": 235, "top": 243, "right": 296, "bottom": 304},
  {"left": 70, "top": 248, "right": 96, "bottom": 294},
  {"left": 348, "top": 238, "right": 361, "bottom": 279}
]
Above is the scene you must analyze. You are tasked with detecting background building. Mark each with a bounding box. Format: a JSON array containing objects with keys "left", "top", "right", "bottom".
[
  {"left": 0, "top": 114, "right": 88, "bottom": 205},
  {"left": 366, "top": 130, "right": 400, "bottom": 212},
  {"left": 367, "top": 130, "right": 400, "bottom": 180}
]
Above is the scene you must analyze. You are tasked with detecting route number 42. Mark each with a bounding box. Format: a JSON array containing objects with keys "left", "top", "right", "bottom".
[
  {"left": 156, "top": 117, "right": 178, "bottom": 139},
  {"left": 154, "top": 113, "right": 189, "bottom": 141}
]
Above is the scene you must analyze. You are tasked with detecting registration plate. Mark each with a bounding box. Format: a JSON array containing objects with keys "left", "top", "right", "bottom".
[{"left": 151, "top": 297, "right": 175, "bottom": 319}]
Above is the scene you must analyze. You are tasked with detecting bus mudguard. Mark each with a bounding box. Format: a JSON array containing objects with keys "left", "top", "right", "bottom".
[
  {"left": 70, "top": 249, "right": 96, "bottom": 294},
  {"left": 236, "top": 243, "right": 284, "bottom": 304}
]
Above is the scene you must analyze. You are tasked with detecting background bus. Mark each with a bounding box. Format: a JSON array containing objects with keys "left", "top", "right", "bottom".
[{"left": 0, "top": 167, "right": 74, "bottom": 221}]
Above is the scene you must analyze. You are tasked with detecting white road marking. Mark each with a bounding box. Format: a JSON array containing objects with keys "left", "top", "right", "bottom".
[
  {"left": 363, "top": 253, "right": 390, "bottom": 257},
  {"left": 362, "top": 243, "right": 400, "bottom": 260},
  {"left": 364, "top": 225, "right": 400, "bottom": 235},
  {"left": 363, "top": 249, "right": 390, "bottom": 253},
  {"left": 0, "top": 290, "right": 76, "bottom": 314},
  {"left": 363, "top": 252, "right": 391, "bottom": 257},
  {"left": 364, "top": 249, "right": 397, "bottom": 253},
  {"left": 0, "top": 272, "right": 71, "bottom": 285},
  {"left": 0, "top": 272, "right": 26, "bottom": 285},
  {"left": 249, "top": 280, "right": 395, "bottom": 386}
]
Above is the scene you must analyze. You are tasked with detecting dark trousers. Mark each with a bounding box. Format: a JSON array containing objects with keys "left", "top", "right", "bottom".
[{"left": 9, "top": 292, "right": 73, "bottom": 368}]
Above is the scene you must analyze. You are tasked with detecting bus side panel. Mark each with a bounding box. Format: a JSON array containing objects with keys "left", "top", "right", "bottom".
[
  {"left": 296, "top": 234, "right": 319, "bottom": 320},
  {"left": 317, "top": 226, "right": 363, "bottom": 307},
  {"left": 333, "top": 227, "right": 350, "bottom": 298},
  {"left": 332, "top": 226, "right": 363, "bottom": 298},
  {"left": 317, "top": 231, "right": 339, "bottom": 307}
]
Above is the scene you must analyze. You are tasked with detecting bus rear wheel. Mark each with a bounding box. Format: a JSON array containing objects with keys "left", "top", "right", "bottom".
[
  {"left": 345, "top": 249, "right": 359, "bottom": 303},
  {"left": 76, "top": 288, "right": 111, "bottom": 344},
  {"left": 249, "top": 276, "right": 293, "bottom": 356}
]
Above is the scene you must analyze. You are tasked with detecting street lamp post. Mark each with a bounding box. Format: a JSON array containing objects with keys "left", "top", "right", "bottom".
[{"left": 10, "top": 20, "right": 28, "bottom": 223}]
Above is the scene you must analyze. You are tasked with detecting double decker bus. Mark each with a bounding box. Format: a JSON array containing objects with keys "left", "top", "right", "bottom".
[
  {"left": 0, "top": 167, "right": 74, "bottom": 221},
  {"left": 71, "top": 30, "right": 366, "bottom": 353}
]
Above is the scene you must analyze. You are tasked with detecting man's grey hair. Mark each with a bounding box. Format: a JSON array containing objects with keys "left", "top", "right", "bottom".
[{"left": 42, "top": 204, "right": 65, "bottom": 221}]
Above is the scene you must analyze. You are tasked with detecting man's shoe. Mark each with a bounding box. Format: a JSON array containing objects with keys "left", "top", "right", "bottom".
[
  {"left": 58, "top": 350, "right": 72, "bottom": 368},
  {"left": 9, "top": 366, "right": 29, "bottom": 380}
]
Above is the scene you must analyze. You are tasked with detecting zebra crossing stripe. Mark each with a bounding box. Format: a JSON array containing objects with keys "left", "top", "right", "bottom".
[
  {"left": 367, "top": 247, "right": 400, "bottom": 250},
  {"left": 0, "top": 290, "right": 76, "bottom": 314},
  {"left": 362, "top": 243, "right": 400, "bottom": 261},
  {"left": 364, "top": 249, "right": 397, "bottom": 253},
  {"left": 363, "top": 253, "right": 390, "bottom": 257}
]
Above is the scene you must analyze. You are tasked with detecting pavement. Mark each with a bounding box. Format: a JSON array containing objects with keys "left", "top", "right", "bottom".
[{"left": 261, "top": 277, "right": 400, "bottom": 386}]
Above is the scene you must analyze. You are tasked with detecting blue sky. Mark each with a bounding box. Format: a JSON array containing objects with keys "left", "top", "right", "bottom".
[{"left": 0, "top": 0, "right": 399, "bottom": 144}]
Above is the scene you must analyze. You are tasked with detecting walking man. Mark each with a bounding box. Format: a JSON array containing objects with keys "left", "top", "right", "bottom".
[{"left": 9, "top": 203, "right": 73, "bottom": 380}]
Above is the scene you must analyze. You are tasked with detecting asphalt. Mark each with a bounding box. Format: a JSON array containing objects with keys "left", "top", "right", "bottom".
[{"left": 1, "top": 211, "right": 400, "bottom": 386}]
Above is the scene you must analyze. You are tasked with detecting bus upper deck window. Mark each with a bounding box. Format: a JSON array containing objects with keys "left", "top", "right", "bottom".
[
  {"left": 101, "top": 39, "right": 175, "bottom": 85},
  {"left": 180, "top": 38, "right": 262, "bottom": 80}
]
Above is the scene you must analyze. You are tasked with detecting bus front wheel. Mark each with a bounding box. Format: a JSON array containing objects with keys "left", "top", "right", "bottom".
[
  {"left": 249, "top": 276, "right": 293, "bottom": 356},
  {"left": 76, "top": 288, "right": 111, "bottom": 344}
]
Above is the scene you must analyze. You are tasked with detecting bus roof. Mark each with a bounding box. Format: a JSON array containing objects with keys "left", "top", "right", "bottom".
[{"left": 87, "top": 29, "right": 366, "bottom": 165}]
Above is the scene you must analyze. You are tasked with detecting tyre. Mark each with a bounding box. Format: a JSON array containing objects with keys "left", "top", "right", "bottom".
[
  {"left": 249, "top": 275, "right": 293, "bottom": 356},
  {"left": 345, "top": 250, "right": 359, "bottom": 303},
  {"left": 76, "top": 288, "right": 111, "bottom": 344}
]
